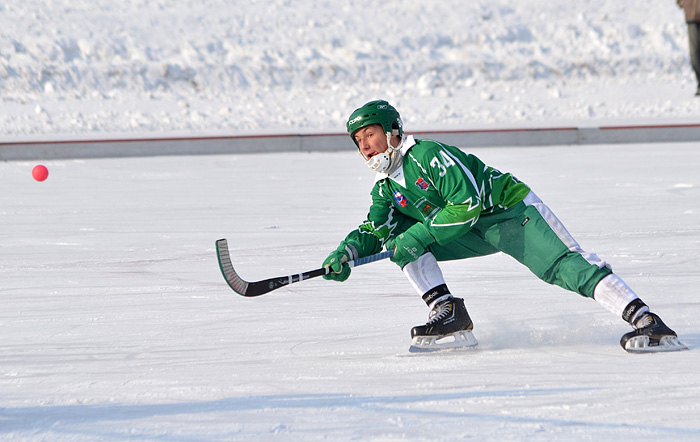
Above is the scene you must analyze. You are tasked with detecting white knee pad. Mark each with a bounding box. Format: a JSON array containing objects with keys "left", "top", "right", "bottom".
[{"left": 403, "top": 253, "right": 446, "bottom": 295}]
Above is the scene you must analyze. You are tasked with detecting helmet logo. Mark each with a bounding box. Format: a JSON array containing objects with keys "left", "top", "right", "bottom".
[
  {"left": 348, "top": 116, "right": 363, "bottom": 125},
  {"left": 377, "top": 104, "right": 388, "bottom": 109}
]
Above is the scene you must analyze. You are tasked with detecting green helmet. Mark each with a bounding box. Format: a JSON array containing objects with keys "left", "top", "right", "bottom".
[{"left": 346, "top": 100, "right": 403, "bottom": 146}]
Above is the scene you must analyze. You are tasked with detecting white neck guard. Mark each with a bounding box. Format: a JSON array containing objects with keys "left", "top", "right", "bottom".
[{"left": 364, "top": 132, "right": 405, "bottom": 174}]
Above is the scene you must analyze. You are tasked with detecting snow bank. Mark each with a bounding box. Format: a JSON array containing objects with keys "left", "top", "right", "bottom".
[{"left": 1, "top": 0, "right": 699, "bottom": 138}]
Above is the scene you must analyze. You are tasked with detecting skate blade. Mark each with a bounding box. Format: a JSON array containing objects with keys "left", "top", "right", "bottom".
[
  {"left": 409, "top": 330, "right": 478, "bottom": 353},
  {"left": 624, "top": 335, "right": 689, "bottom": 353}
]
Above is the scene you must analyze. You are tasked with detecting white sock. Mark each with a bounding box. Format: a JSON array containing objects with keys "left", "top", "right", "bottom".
[
  {"left": 593, "top": 274, "right": 648, "bottom": 322},
  {"left": 403, "top": 253, "right": 447, "bottom": 296}
]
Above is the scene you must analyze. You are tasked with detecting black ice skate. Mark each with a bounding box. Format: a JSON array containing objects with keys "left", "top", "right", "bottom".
[
  {"left": 409, "top": 297, "right": 478, "bottom": 352},
  {"left": 620, "top": 312, "right": 688, "bottom": 353}
]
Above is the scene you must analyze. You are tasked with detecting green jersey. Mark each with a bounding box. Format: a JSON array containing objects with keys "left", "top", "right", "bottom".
[{"left": 344, "top": 136, "right": 531, "bottom": 257}]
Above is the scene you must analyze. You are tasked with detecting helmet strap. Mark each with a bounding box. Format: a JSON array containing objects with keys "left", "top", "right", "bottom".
[{"left": 362, "top": 131, "right": 403, "bottom": 174}]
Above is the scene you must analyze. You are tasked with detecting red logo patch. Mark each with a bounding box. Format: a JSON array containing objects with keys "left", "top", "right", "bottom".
[{"left": 416, "top": 177, "right": 429, "bottom": 190}]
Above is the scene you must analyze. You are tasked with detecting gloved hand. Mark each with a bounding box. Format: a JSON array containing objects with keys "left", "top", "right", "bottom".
[
  {"left": 386, "top": 224, "right": 435, "bottom": 269},
  {"left": 322, "top": 249, "right": 351, "bottom": 282}
]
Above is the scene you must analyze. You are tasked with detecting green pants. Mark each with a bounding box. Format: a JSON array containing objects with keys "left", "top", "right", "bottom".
[{"left": 426, "top": 198, "right": 611, "bottom": 298}]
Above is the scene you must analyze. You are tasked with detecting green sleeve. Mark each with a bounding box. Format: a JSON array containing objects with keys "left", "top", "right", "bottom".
[
  {"left": 405, "top": 143, "right": 482, "bottom": 245},
  {"left": 409, "top": 142, "right": 529, "bottom": 245},
  {"left": 341, "top": 180, "right": 416, "bottom": 257}
]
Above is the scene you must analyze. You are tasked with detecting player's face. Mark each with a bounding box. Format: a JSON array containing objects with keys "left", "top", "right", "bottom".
[{"left": 354, "top": 125, "right": 388, "bottom": 160}]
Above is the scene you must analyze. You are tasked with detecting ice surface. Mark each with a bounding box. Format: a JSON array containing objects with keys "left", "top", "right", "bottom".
[{"left": 2, "top": 143, "right": 699, "bottom": 441}]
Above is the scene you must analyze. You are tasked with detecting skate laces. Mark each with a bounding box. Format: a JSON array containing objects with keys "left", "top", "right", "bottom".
[
  {"left": 634, "top": 313, "right": 654, "bottom": 329},
  {"left": 428, "top": 300, "right": 454, "bottom": 324}
]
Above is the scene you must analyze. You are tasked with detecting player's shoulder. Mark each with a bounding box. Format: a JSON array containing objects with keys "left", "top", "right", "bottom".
[
  {"left": 409, "top": 138, "right": 444, "bottom": 156},
  {"left": 412, "top": 138, "right": 442, "bottom": 149},
  {"left": 410, "top": 138, "right": 463, "bottom": 159}
]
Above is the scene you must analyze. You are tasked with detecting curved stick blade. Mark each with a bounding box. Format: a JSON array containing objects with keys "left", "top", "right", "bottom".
[{"left": 215, "top": 239, "right": 250, "bottom": 296}]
